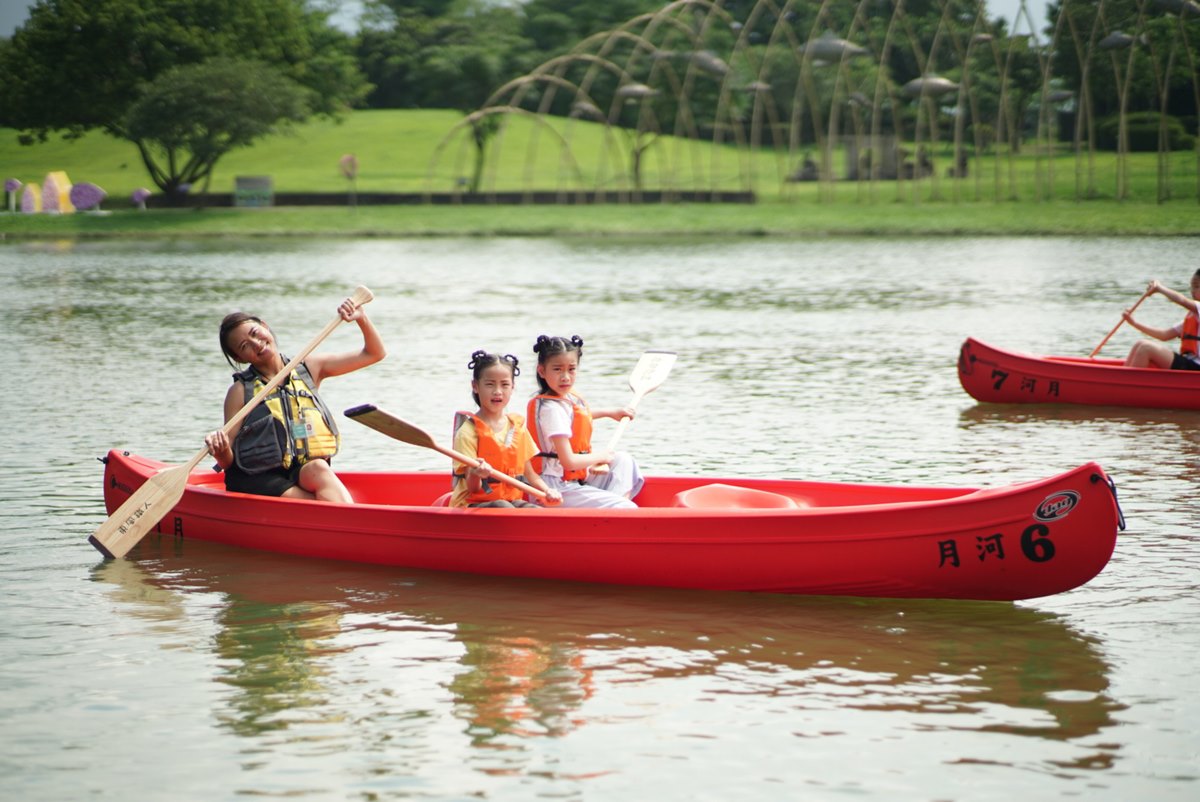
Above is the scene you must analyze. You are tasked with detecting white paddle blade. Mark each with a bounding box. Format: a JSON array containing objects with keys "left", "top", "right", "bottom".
[
  {"left": 602, "top": 350, "right": 677, "bottom": 457},
  {"left": 628, "top": 349, "right": 676, "bottom": 396}
]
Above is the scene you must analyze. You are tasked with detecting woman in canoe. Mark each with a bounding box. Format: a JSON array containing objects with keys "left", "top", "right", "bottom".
[
  {"left": 1122, "top": 271, "right": 1200, "bottom": 371},
  {"left": 451, "top": 351, "right": 561, "bottom": 508},
  {"left": 527, "top": 334, "right": 643, "bottom": 508},
  {"left": 203, "top": 297, "right": 386, "bottom": 501}
]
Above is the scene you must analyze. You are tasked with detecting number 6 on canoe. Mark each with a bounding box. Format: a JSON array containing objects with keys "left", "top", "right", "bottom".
[
  {"left": 605, "top": 349, "right": 677, "bottom": 453},
  {"left": 344, "top": 404, "right": 550, "bottom": 501},
  {"left": 88, "top": 285, "right": 376, "bottom": 559}
]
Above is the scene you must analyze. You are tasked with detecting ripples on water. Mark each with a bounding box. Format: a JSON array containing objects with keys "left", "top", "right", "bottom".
[{"left": 1, "top": 236, "right": 1198, "bottom": 800}]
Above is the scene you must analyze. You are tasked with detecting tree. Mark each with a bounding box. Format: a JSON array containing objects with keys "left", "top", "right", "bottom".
[
  {"left": 520, "top": 0, "right": 662, "bottom": 55},
  {"left": 355, "top": 1, "right": 537, "bottom": 192},
  {"left": 124, "top": 58, "right": 311, "bottom": 196},
  {"left": 356, "top": 0, "right": 534, "bottom": 110},
  {"left": 0, "top": 0, "right": 368, "bottom": 190},
  {"left": 355, "top": 11, "right": 439, "bottom": 108},
  {"left": 1049, "top": 0, "right": 1199, "bottom": 124}
]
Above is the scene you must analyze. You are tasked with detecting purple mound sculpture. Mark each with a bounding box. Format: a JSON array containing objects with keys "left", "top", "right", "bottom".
[{"left": 70, "top": 182, "right": 107, "bottom": 211}]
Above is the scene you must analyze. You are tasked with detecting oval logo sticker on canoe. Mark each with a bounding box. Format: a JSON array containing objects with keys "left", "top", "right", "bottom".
[{"left": 1035, "top": 490, "right": 1080, "bottom": 522}]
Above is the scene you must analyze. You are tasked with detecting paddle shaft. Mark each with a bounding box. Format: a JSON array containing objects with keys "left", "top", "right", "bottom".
[
  {"left": 1089, "top": 287, "right": 1153, "bottom": 358},
  {"left": 89, "top": 286, "right": 374, "bottom": 559},
  {"left": 432, "top": 441, "right": 550, "bottom": 502},
  {"left": 344, "top": 405, "right": 549, "bottom": 501},
  {"left": 604, "top": 389, "right": 648, "bottom": 453}
]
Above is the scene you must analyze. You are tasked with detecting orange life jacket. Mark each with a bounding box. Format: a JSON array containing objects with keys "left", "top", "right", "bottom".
[
  {"left": 1181, "top": 310, "right": 1199, "bottom": 357},
  {"left": 527, "top": 393, "right": 592, "bottom": 482},
  {"left": 453, "top": 412, "right": 528, "bottom": 504}
]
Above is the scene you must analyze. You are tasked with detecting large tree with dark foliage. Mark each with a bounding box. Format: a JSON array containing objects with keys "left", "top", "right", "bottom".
[{"left": 0, "top": 0, "right": 369, "bottom": 193}]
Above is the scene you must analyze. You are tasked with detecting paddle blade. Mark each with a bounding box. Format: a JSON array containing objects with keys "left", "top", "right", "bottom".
[
  {"left": 89, "top": 462, "right": 191, "bottom": 559},
  {"left": 344, "top": 404, "right": 437, "bottom": 450},
  {"left": 602, "top": 350, "right": 677, "bottom": 456},
  {"left": 628, "top": 349, "right": 676, "bottom": 397}
]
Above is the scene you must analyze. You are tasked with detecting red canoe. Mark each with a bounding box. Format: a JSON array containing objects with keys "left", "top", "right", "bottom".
[
  {"left": 958, "top": 337, "right": 1200, "bottom": 409},
  {"left": 101, "top": 450, "right": 1123, "bottom": 601}
]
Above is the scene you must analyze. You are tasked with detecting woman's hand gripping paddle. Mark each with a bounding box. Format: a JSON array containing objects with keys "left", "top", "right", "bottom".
[
  {"left": 592, "top": 350, "right": 676, "bottom": 473},
  {"left": 343, "top": 404, "right": 550, "bottom": 501},
  {"left": 1090, "top": 286, "right": 1153, "bottom": 358},
  {"left": 89, "top": 286, "right": 375, "bottom": 559}
]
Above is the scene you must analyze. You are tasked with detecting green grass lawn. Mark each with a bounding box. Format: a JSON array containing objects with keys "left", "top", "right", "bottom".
[{"left": 2, "top": 109, "right": 1198, "bottom": 237}]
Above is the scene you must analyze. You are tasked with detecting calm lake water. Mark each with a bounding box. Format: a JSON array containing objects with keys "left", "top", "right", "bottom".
[{"left": 1, "top": 235, "right": 1197, "bottom": 800}]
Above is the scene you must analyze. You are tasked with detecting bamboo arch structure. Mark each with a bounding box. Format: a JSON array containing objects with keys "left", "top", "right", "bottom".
[{"left": 425, "top": 0, "right": 1200, "bottom": 204}]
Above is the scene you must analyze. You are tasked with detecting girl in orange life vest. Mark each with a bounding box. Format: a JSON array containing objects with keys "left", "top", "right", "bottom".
[
  {"left": 451, "top": 351, "right": 561, "bottom": 508},
  {"left": 527, "top": 335, "right": 644, "bottom": 509},
  {"left": 1122, "top": 271, "right": 1200, "bottom": 371},
  {"left": 203, "top": 297, "right": 386, "bottom": 502}
]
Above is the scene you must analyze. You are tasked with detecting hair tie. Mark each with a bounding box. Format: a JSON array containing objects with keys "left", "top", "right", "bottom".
[
  {"left": 503, "top": 354, "right": 521, "bottom": 376},
  {"left": 570, "top": 335, "right": 584, "bottom": 348},
  {"left": 468, "top": 349, "right": 489, "bottom": 370}
]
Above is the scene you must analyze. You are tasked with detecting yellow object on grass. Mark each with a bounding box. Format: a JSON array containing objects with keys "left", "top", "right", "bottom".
[{"left": 42, "top": 171, "right": 75, "bottom": 213}]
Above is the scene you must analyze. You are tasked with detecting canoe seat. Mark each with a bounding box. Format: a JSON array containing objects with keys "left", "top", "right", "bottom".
[
  {"left": 672, "top": 483, "right": 807, "bottom": 510},
  {"left": 431, "top": 492, "right": 452, "bottom": 507}
]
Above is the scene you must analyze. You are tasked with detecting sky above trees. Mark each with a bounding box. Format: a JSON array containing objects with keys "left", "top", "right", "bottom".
[{"left": 0, "top": 1, "right": 34, "bottom": 37}]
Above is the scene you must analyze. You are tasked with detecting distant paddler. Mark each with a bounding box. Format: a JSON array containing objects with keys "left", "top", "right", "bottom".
[{"left": 1120, "top": 272, "right": 1200, "bottom": 371}]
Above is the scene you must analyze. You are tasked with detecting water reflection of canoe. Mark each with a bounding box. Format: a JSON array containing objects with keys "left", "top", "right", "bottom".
[
  {"left": 958, "top": 337, "right": 1200, "bottom": 409},
  {"left": 94, "top": 547, "right": 1123, "bottom": 746},
  {"left": 102, "top": 449, "right": 1121, "bottom": 602}
]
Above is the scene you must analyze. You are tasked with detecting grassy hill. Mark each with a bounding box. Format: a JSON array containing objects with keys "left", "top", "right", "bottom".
[
  {"left": 2, "top": 109, "right": 1198, "bottom": 237},
  {"left": 1, "top": 110, "right": 468, "bottom": 197}
]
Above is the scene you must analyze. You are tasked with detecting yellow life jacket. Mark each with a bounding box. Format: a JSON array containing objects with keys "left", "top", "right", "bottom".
[
  {"left": 232, "top": 360, "right": 339, "bottom": 474},
  {"left": 527, "top": 393, "right": 592, "bottom": 482},
  {"left": 452, "top": 412, "right": 528, "bottom": 504}
]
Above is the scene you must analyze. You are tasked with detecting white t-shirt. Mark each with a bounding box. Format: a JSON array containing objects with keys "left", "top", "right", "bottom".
[{"left": 535, "top": 396, "right": 579, "bottom": 480}]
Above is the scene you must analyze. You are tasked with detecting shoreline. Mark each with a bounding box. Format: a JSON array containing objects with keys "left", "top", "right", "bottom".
[{"left": 1, "top": 199, "right": 1198, "bottom": 240}]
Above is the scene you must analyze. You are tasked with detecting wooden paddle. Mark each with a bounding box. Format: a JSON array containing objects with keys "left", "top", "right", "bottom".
[
  {"left": 343, "top": 404, "right": 550, "bottom": 501},
  {"left": 1089, "top": 286, "right": 1153, "bottom": 358},
  {"left": 89, "top": 286, "right": 375, "bottom": 559},
  {"left": 587, "top": 349, "right": 676, "bottom": 476}
]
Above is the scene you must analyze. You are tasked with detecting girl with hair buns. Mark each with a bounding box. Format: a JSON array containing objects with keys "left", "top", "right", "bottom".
[
  {"left": 451, "top": 351, "right": 561, "bottom": 508},
  {"left": 527, "top": 335, "right": 643, "bottom": 509}
]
